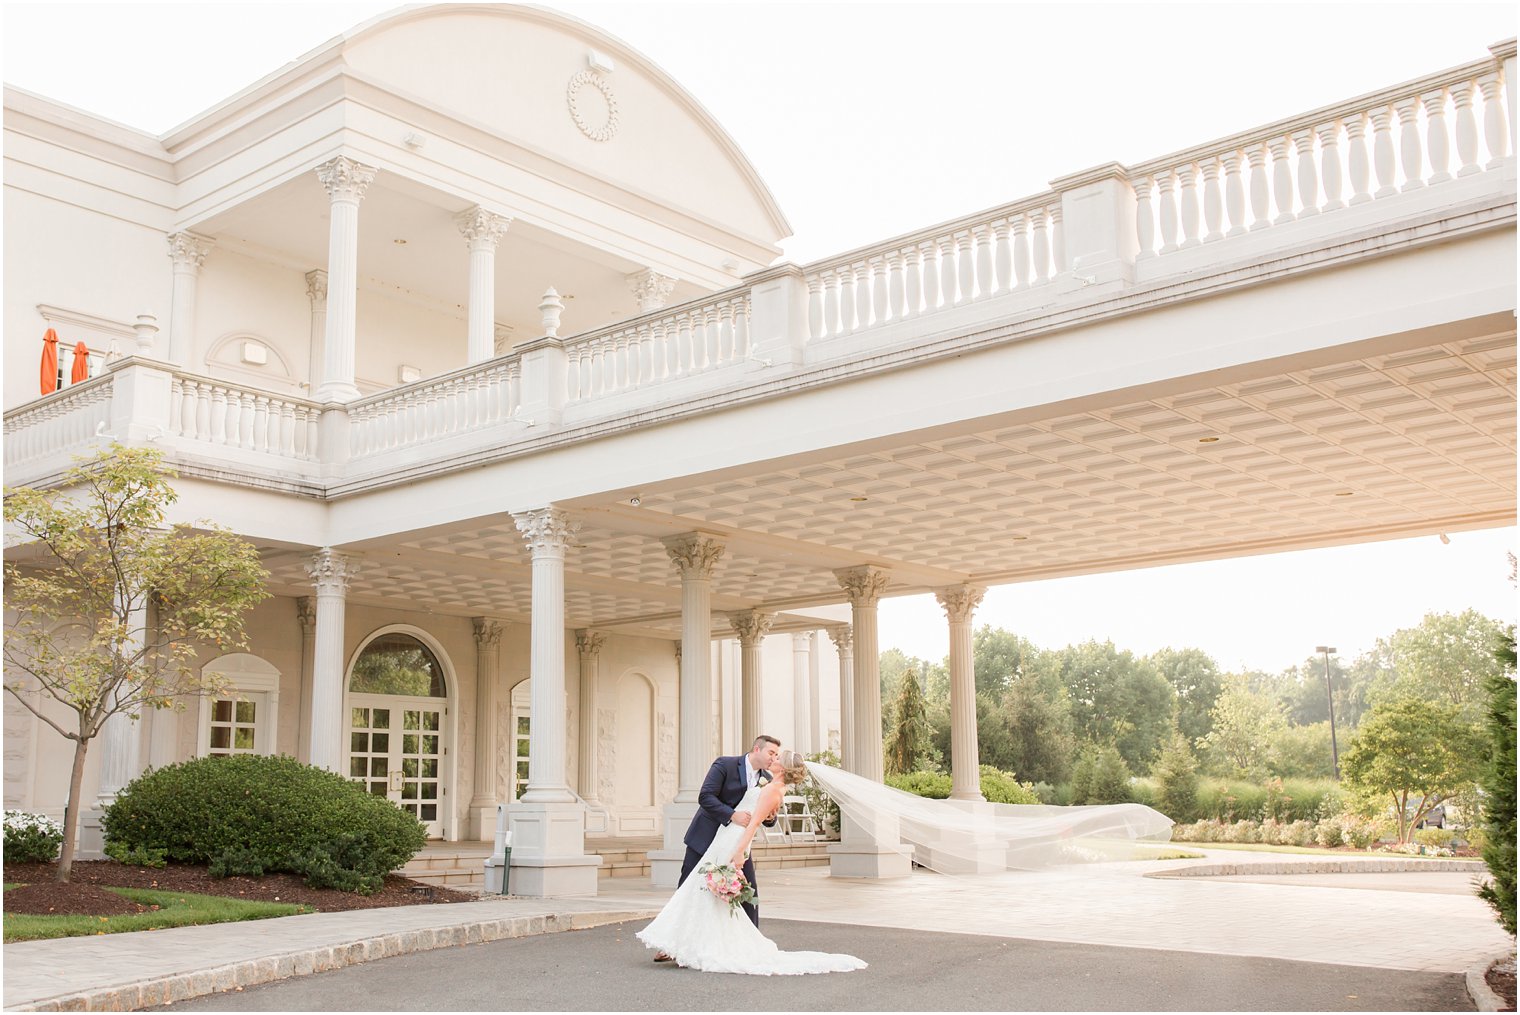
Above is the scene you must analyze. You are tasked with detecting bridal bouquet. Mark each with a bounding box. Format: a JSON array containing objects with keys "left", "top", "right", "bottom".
[{"left": 696, "top": 861, "right": 755, "bottom": 916}]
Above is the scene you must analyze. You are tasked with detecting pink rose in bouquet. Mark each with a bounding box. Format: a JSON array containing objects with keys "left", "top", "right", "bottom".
[{"left": 696, "top": 861, "right": 756, "bottom": 916}]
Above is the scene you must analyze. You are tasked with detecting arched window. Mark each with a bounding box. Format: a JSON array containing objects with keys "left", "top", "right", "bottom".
[{"left": 350, "top": 633, "right": 447, "bottom": 697}]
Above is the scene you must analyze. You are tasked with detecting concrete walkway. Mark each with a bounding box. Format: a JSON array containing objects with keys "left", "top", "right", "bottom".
[{"left": 3, "top": 848, "right": 1508, "bottom": 1011}]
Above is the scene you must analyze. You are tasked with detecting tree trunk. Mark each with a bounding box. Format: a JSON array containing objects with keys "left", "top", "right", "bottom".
[{"left": 57, "top": 737, "right": 92, "bottom": 883}]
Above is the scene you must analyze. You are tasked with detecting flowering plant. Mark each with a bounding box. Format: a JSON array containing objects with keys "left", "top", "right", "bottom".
[
  {"left": 4, "top": 809, "right": 64, "bottom": 863},
  {"left": 696, "top": 861, "right": 755, "bottom": 916}
]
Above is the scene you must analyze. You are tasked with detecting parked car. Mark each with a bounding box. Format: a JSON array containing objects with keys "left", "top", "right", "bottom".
[{"left": 1415, "top": 804, "right": 1446, "bottom": 829}]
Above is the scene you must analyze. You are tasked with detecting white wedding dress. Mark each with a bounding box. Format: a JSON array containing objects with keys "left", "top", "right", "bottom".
[{"left": 636, "top": 784, "right": 867, "bottom": 975}]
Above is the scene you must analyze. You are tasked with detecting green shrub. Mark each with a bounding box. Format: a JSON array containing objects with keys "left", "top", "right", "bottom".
[
  {"left": 1478, "top": 632, "right": 1516, "bottom": 935},
  {"left": 1127, "top": 777, "right": 1158, "bottom": 809},
  {"left": 1413, "top": 827, "right": 1454, "bottom": 848},
  {"left": 886, "top": 771, "right": 951, "bottom": 798},
  {"left": 802, "top": 750, "right": 841, "bottom": 838},
  {"left": 3, "top": 810, "right": 63, "bottom": 863},
  {"left": 978, "top": 765, "right": 1040, "bottom": 805},
  {"left": 102, "top": 755, "right": 426, "bottom": 895},
  {"left": 104, "top": 842, "right": 168, "bottom": 868},
  {"left": 1312, "top": 814, "right": 1345, "bottom": 848},
  {"left": 1195, "top": 780, "right": 1269, "bottom": 821},
  {"left": 1340, "top": 814, "right": 1385, "bottom": 849},
  {"left": 1152, "top": 731, "right": 1200, "bottom": 823},
  {"left": 1071, "top": 745, "right": 1132, "bottom": 805}
]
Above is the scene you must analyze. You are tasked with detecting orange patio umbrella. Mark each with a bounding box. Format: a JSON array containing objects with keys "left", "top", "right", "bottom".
[
  {"left": 39, "top": 328, "right": 59, "bottom": 395},
  {"left": 70, "top": 341, "right": 91, "bottom": 384}
]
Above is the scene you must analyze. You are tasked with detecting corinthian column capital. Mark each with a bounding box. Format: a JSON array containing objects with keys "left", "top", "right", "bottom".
[
  {"left": 167, "top": 232, "right": 213, "bottom": 270},
  {"left": 472, "top": 617, "right": 503, "bottom": 647},
  {"left": 456, "top": 206, "right": 513, "bottom": 250},
  {"left": 826, "top": 624, "right": 853, "bottom": 653},
  {"left": 575, "top": 629, "right": 607, "bottom": 658},
  {"left": 306, "top": 548, "right": 355, "bottom": 594},
  {"left": 512, "top": 508, "right": 579, "bottom": 557},
  {"left": 934, "top": 584, "right": 986, "bottom": 624},
  {"left": 627, "top": 270, "right": 677, "bottom": 312},
  {"left": 315, "top": 156, "right": 377, "bottom": 202},
  {"left": 305, "top": 269, "right": 328, "bottom": 307},
  {"left": 834, "top": 565, "right": 890, "bottom": 607},
  {"left": 727, "top": 610, "right": 775, "bottom": 646},
  {"left": 662, "top": 532, "right": 725, "bottom": 580}
]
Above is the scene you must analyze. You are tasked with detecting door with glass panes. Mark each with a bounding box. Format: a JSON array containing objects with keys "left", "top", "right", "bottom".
[{"left": 348, "top": 695, "right": 446, "bottom": 837}]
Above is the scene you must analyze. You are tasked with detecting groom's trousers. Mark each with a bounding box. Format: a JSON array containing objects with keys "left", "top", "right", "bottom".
[{"left": 679, "top": 846, "right": 761, "bottom": 927}]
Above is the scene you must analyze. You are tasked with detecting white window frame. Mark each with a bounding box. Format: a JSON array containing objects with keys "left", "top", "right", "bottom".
[{"left": 198, "top": 654, "right": 281, "bottom": 757}]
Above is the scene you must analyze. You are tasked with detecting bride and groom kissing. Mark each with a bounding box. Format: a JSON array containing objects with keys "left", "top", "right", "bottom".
[{"left": 636, "top": 735, "right": 867, "bottom": 975}]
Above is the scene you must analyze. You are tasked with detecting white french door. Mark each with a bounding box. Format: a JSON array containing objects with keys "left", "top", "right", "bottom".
[{"left": 347, "top": 694, "right": 447, "bottom": 838}]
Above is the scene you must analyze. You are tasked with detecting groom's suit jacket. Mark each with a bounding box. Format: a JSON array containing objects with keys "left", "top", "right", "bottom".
[{"left": 683, "top": 754, "right": 777, "bottom": 854}]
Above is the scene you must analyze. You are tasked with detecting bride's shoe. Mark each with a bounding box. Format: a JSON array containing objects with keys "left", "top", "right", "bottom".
[{"left": 653, "top": 952, "right": 674, "bottom": 962}]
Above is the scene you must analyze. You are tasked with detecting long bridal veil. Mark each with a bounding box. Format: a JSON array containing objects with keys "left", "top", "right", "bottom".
[{"left": 804, "top": 762, "right": 1174, "bottom": 874}]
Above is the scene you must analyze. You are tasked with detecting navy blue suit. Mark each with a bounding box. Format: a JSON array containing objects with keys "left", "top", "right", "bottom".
[{"left": 678, "top": 754, "right": 775, "bottom": 927}]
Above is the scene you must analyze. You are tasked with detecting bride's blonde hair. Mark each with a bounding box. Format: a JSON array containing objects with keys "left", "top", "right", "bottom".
[{"left": 779, "top": 749, "right": 808, "bottom": 785}]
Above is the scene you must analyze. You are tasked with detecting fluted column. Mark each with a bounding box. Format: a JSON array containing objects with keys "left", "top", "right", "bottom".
[
  {"left": 296, "top": 596, "right": 316, "bottom": 763},
  {"left": 628, "top": 270, "right": 676, "bottom": 313},
  {"left": 727, "top": 610, "right": 774, "bottom": 743},
  {"left": 835, "top": 566, "right": 890, "bottom": 782},
  {"left": 306, "top": 548, "right": 353, "bottom": 772},
  {"left": 827, "top": 626, "right": 855, "bottom": 770},
  {"left": 575, "top": 630, "right": 606, "bottom": 803},
  {"left": 314, "top": 156, "right": 375, "bottom": 403},
  {"left": 791, "top": 632, "right": 813, "bottom": 756},
  {"left": 304, "top": 272, "right": 328, "bottom": 401},
  {"left": 458, "top": 207, "right": 512, "bottom": 365},
  {"left": 512, "top": 509, "right": 577, "bottom": 803},
  {"left": 662, "top": 533, "right": 725, "bottom": 801},
  {"left": 468, "top": 618, "right": 503, "bottom": 838},
  {"left": 166, "top": 233, "right": 212, "bottom": 367},
  {"left": 809, "top": 631, "right": 823, "bottom": 758},
  {"left": 935, "top": 584, "right": 986, "bottom": 802},
  {"left": 78, "top": 602, "right": 147, "bottom": 856}
]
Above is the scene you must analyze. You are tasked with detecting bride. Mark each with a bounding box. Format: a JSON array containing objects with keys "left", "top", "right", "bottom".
[{"left": 636, "top": 749, "right": 867, "bottom": 975}]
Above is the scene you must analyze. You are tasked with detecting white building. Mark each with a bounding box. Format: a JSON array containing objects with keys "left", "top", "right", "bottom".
[{"left": 4, "top": 6, "right": 1515, "bottom": 896}]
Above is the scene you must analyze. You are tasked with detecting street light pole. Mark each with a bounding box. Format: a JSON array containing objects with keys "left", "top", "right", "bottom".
[{"left": 1315, "top": 645, "right": 1340, "bottom": 780}]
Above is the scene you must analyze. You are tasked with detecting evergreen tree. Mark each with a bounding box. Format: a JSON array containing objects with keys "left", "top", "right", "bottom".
[
  {"left": 884, "top": 664, "right": 936, "bottom": 775},
  {"left": 1478, "top": 626, "right": 1516, "bottom": 935},
  {"left": 1153, "top": 728, "right": 1200, "bottom": 823}
]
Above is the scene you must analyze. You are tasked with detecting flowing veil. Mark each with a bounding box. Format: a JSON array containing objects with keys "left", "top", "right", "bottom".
[{"left": 803, "top": 762, "right": 1174, "bottom": 874}]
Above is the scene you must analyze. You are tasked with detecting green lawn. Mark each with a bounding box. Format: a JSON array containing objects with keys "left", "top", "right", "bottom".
[
  {"left": 1170, "top": 841, "right": 1467, "bottom": 859},
  {"left": 1132, "top": 847, "right": 1206, "bottom": 860},
  {"left": 3, "top": 885, "right": 310, "bottom": 942}
]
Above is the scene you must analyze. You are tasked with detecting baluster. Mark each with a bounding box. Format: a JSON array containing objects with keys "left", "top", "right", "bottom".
[
  {"left": 1370, "top": 104, "right": 1398, "bottom": 196},
  {"left": 1246, "top": 144, "right": 1271, "bottom": 229},
  {"left": 306, "top": 407, "right": 320, "bottom": 460},
  {"left": 168, "top": 378, "right": 184, "bottom": 434},
  {"left": 195, "top": 382, "right": 212, "bottom": 440},
  {"left": 937, "top": 238, "right": 956, "bottom": 310},
  {"left": 1344, "top": 112, "right": 1372, "bottom": 204},
  {"left": 1452, "top": 79, "right": 1481, "bottom": 176},
  {"left": 1030, "top": 209, "right": 1051, "bottom": 284},
  {"left": 1394, "top": 96, "right": 1424, "bottom": 190},
  {"left": 1177, "top": 163, "right": 1200, "bottom": 247},
  {"left": 1421, "top": 88, "right": 1452, "bottom": 185},
  {"left": 1199, "top": 158, "right": 1223, "bottom": 242},
  {"left": 1478, "top": 71, "right": 1510, "bottom": 168},
  {"left": 210, "top": 386, "right": 229, "bottom": 444},
  {"left": 887, "top": 252, "right": 906, "bottom": 319},
  {"left": 973, "top": 224, "right": 994, "bottom": 297},
  {"left": 604, "top": 337, "right": 621, "bottom": 393},
  {"left": 992, "top": 221, "right": 1012, "bottom": 292},
  {"left": 904, "top": 247, "right": 923, "bottom": 318},
  {"left": 853, "top": 262, "right": 872, "bottom": 331},
  {"left": 648, "top": 321, "right": 668, "bottom": 380},
  {"left": 1316, "top": 121, "right": 1344, "bottom": 212},
  {"left": 677, "top": 312, "right": 695, "bottom": 375},
  {"left": 505, "top": 367, "right": 521, "bottom": 419},
  {"left": 691, "top": 309, "right": 710, "bottom": 370},
  {"left": 635, "top": 324, "right": 653, "bottom": 385},
  {"left": 821, "top": 271, "right": 840, "bottom": 338},
  {"left": 704, "top": 306, "right": 722, "bottom": 366},
  {"left": 722, "top": 304, "right": 739, "bottom": 365},
  {"left": 1133, "top": 177, "right": 1155, "bottom": 257},
  {"left": 868, "top": 258, "right": 887, "bottom": 324},
  {"left": 1011, "top": 214, "right": 1032, "bottom": 286},
  {"left": 179, "top": 380, "right": 198, "bottom": 438},
  {"left": 1291, "top": 128, "right": 1320, "bottom": 217},
  {"left": 807, "top": 277, "right": 824, "bottom": 340},
  {"left": 1156, "top": 171, "right": 1179, "bottom": 253},
  {"left": 919, "top": 242, "right": 940, "bottom": 311},
  {"left": 597, "top": 339, "right": 613, "bottom": 394},
  {"left": 1221, "top": 150, "right": 1246, "bottom": 236},
  {"left": 833, "top": 268, "right": 852, "bottom": 333},
  {"left": 281, "top": 403, "right": 297, "bottom": 457},
  {"left": 733, "top": 298, "right": 751, "bottom": 359},
  {"left": 223, "top": 390, "right": 242, "bottom": 447},
  {"left": 1267, "top": 135, "right": 1295, "bottom": 223},
  {"left": 253, "top": 396, "right": 269, "bottom": 452},
  {"left": 1049, "top": 205, "right": 1065, "bottom": 277},
  {"left": 954, "top": 233, "right": 974, "bottom": 303}
]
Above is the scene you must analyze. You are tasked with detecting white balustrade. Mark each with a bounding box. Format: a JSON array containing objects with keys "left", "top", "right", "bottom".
[
  {"left": 349, "top": 357, "right": 521, "bottom": 457},
  {"left": 2, "top": 374, "right": 114, "bottom": 469},
  {"left": 168, "top": 374, "right": 320, "bottom": 461},
  {"left": 1130, "top": 52, "right": 1512, "bottom": 256},
  {"left": 563, "top": 291, "right": 751, "bottom": 402}
]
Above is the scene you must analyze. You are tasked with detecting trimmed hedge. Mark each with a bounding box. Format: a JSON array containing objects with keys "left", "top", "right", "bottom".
[
  {"left": 102, "top": 755, "right": 427, "bottom": 894},
  {"left": 885, "top": 766, "right": 1039, "bottom": 804}
]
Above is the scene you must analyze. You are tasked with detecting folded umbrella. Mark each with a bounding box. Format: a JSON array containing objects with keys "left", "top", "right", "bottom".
[
  {"left": 70, "top": 341, "right": 91, "bottom": 383},
  {"left": 39, "top": 328, "right": 59, "bottom": 395}
]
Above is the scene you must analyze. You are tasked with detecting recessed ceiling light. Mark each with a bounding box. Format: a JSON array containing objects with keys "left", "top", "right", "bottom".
[
  {"left": 1198, "top": 436, "right": 1220, "bottom": 443},
  {"left": 849, "top": 496, "right": 868, "bottom": 502},
  {"left": 393, "top": 238, "right": 408, "bottom": 245},
  {"left": 1334, "top": 490, "right": 1354, "bottom": 497},
  {"left": 1011, "top": 535, "right": 1028, "bottom": 541}
]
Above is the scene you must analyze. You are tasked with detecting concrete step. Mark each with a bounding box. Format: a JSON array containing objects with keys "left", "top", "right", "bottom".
[{"left": 402, "top": 837, "right": 839, "bottom": 883}]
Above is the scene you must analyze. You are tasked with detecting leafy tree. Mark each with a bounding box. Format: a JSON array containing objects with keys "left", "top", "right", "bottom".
[
  {"left": 1057, "top": 641, "right": 1175, "bottom": 774},
  {"left": 1271, "top": 721, "right": 1337, "bottom": 780},
  {"left": 1152, "top": 727, "right": 1200, "bottom": 822},
  {"left": 1148, "top": 647, "right": 1223, "bottom": 745},
  {"left": 884, "top": 664, "right": 937, "bottom": 775},
  {"left": 1341, "top": 694, "right": 1483, "bottom": 843},
  {"left": 972, "top": 627, "right": 1054, "bottom": 700},
  {"left": 1374, "top": 610, "right": 1508, "bottom": 722},
  {"left": 1272, "top": 654, "right": 1369, "bottom": 730},
  {"left": 1478, "top": 627, "right": 1515, "bottom": 935},
  {"left": 3, "top": 445, "right": 269, "bottom": 881},
  {"left": 1070, "top": 743, "right": 1132, "bottom": 805},
  {"left": 1197, "top": 677, "right": 1287, "bottom": 779},
  {"left": 992, "top": 672, "right": 1077, "bottom": 784}
]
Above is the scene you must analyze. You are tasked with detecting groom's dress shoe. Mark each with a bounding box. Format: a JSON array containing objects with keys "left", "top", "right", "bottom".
[{"left": 654, "top": 952, "right": 674, "bottom": 962}]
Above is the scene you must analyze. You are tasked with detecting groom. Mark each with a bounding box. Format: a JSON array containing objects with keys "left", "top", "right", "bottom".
[{"left": 661, "top": 734, "right": 780, "bottom": 952}]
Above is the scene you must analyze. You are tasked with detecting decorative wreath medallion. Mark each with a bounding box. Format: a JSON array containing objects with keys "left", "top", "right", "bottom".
[{"left": 567, "top": 71, "right": 619, "bottom": 142}]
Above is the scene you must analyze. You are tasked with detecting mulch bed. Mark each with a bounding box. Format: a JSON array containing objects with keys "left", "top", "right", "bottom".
[
  {"left": 1487, "top": 957, "right": 1516, "bottom": 1011},
  {"left": 3, "top": 861, "right": 478, "bottom": 915}
]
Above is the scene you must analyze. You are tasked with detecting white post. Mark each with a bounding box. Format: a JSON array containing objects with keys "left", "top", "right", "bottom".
[
  {"left": 508, "top": 508, "right": 599, "bottom": 896},
  {"left": 458, "top": 207, "right": 512, "bottom": 365},
  {"left": 1048, "top": 162, "right": 1139, "bottom": 288},
  {"left": 727, "top": 610, "right": 773, "bottom": 743},
  {"left": 314, "top": 157, "right": 375, "bottom": 403},
  {"left": 304, "top": 270, "right": 328, "bottom": 396},
  {"left": 576, "top": 629, "right": 607, "bottom": 804},
  {"left": 791, "top": 632, "right": 812, "bottom": 756},
  {"left": 745, "top": 266, "right": 808, "bottom": 368},
  {"left": 296, "top": 596, "right": 316, "bottom": 763},
  {"left": 936, "top": 585, "right": 986, "bottom": 802},
  {"left": 828, "top": 625, "right": 854, "bottom": 770},
  {"left": 468, "top": 618, "right": 503, "bottom": 839},
  {"left": 166, "top": 233, "right": 212, "bottom": 367},
  {"left": 809, "top": 630, "right": 823, "bottom": 758},
  {"left": 305, "top": 548, "right": 353, "bottom": 773},
  {"left": 78, "top": 602, "right": 148, "bottom": 857}
]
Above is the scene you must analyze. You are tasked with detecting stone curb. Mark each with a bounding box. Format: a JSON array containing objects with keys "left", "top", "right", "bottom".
[
  {"left": 1466, "top": 950, "right": 1516, "bottom": 1013},
  {"left": 9, "top": 909, "right": 657, "bottom": 1012},
  {"left": 1145, "top": 859, "right": 1488, "bottom": 879}
]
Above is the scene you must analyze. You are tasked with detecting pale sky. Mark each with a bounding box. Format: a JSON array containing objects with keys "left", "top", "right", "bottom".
[{"left": 3, "top": 2, "right": 1516, "bottom": 672}]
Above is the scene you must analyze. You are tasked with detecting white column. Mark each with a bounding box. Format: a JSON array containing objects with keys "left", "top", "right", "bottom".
[
  {"left": 457, "top": 207, "right": 512, "bottom": 365},
  {"left": 650, "top": 532, "right": 724, "bottom": 887},
  {"left": 935, "top": 584, "right": 986, "bottom": 802},
  {"left": 829, "top": 567, "right": 909, "bottom": 878},
  {"left": 296, "top": 596, "right": 316, "bottom": 764},
  {"left": 628, "top": 269, "right": 677, "bottom": 313},
  {"left": 78, "top": 603, "right": 148, "bottom": 856},
  {"left": 828, "top": 625, "right": 854, "bottom": 770},
  {"left": 314, "top": 156, "right": 375, "bottom": 403},
  {"left": 468, "top": 618, "right": 503, "bottom": 839},
  {"left": 306, "top": 548, "right": 353, "bottom": 773},
  {"left": 727, "top": 611, "right": 773, "bottom": 743},
  {"left": 809, "top": 630, "right": 823, "bottom": 757},
  {"left": 791, "top": 632, "right": 812, "bottom": 756},
  {"left": 575, "top": 630, "right": 606, "bottom": 803},
  {"left": 166, "top": 233, "right": 212, "bottom": 367},
  {"left": 304, "top": 271, "right": 328, "bottom": 397},
  {"left": 508, "top": 508, "right": 599, "bottom": 896}
]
